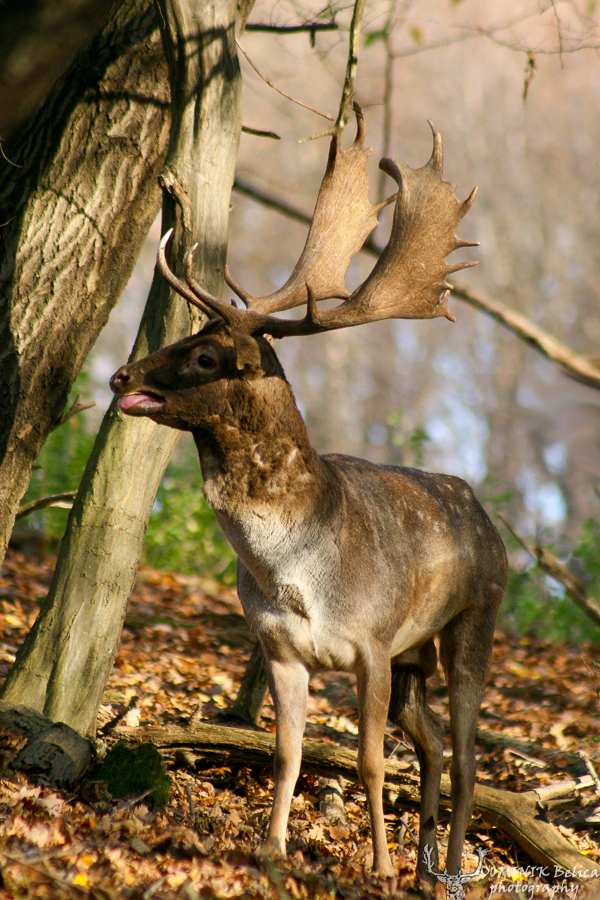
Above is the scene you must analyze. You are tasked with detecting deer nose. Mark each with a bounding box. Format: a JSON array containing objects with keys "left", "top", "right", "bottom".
[{"left": 109, "top": 367, "right": 131, "bottom": 392}]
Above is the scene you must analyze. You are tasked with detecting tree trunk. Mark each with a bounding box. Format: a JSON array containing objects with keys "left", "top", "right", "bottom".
[
  {"left": 0, "top": 0, "right": 242, "bottom": 742},
  {"left": 0, "top": 0, "right": 115, "bottom": 141},
  {"left": 0, "top": 0, "right": 169, "bottom": 568}
]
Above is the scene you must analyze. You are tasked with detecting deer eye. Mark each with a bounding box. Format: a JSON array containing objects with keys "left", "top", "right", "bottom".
[{"left": 195, "top": 353, "right": 216, "bottom": 370}]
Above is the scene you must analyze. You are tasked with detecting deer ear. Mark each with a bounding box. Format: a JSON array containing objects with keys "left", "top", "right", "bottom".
[{"left": 232, "top": 331, "right": 263, "bottom": 376}]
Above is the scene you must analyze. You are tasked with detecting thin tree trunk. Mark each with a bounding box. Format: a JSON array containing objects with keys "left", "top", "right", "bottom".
[
  {"left": 0, "top": 0, "right": 169, "bottom": 569},
  {"left": 0, "top": 0, "right": 242, "bottom": 740}
]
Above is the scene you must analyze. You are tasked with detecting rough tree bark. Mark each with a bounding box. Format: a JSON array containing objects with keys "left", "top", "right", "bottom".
[
  {"left": 0, "top": 0, "right": 242, "bottom": 745},
  {"left": 0, "top": 0, "right": 169, "bottom": 569}
]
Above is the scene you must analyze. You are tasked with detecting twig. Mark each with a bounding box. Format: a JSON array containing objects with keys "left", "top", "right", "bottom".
[
  {"left": 452, "top": 283, "right": 600, "bottom": 390},
  {"left": 143, "top": 876, "right": 168, "bottom": 899},
  {"left": 234, "top": 179, "right": 600, "bottom": 393},
  {"left": 498, "top": 513, "right": 600, "bottom": 630},
  {"left": 0, "top": 849, "right": 85, "bottom": 897},
  {"left": 188, "top": 702, "right": 203, "bottom": 728},
  {"left": 115, "top": 788, "right": 153, "bottom": 812},
  {"left": 377, "top": 0, "right": 412, "bottom": 202},
  {"left": 299, "top": 0, "right": 367, "bottom": 143},
  {"left": 577, "top": 751, "right": 600, "bottom": 795},
  {"left": 242, "top": 126, "right": 280, "bottom": 139},
  {"left": 185, "top": 783, "right": 196, "bottom": 825},
  {"left": 16, "top": 491, "right": 77, "bottom": 521},
  {"left": 50, "top": 395, "right": 95, "bottom": 432},
  {"left": 114, "top": 720, "right": 597, "bottom": 874},
  {"left": 533, "top": 775, "right": 595, "bottom": 810},
  {"left": 236, "top": 41, "right": 333, "bottom": 121},
  {"left": 234, "top": 178, "right": 312, "bottom": 226},
  {"left": 100, "top": 694, "right": 139, "bottom": 735},
  {"left": 232, "top": 177, "right": 386, "bottom": 254},
  {"left": 245, "top": 22, "right": 338, "bottom": 34},
  {"left": 549, "top": 0, "right": 565, "bottom": 66},
  {"left": 334, "top": 0, "right": 366, "bottom": 136}
]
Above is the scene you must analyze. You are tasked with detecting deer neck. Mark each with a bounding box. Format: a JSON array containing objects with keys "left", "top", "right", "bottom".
[{"left": 191, "top": 374, "right": 324, "bottom": 518}]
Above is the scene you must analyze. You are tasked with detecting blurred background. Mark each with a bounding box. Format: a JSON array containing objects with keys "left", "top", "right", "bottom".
[{"left": 22, "top": 0, "right": 600, "bottom": 642}]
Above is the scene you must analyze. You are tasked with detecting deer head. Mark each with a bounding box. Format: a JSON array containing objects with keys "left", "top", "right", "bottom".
[{"left": 112, "top": 105, "right": 477, "bottom": 439}]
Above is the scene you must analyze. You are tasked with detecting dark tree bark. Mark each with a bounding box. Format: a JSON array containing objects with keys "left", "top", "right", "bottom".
[
  {"left": 0, "top": 0, "right": 243, "bottom": 743},
  {"left": 0, "top": 0, "right": 169, "bottom": 568},
  {"left": 0, "top": 0, "right": 116, "bottom": 141}
]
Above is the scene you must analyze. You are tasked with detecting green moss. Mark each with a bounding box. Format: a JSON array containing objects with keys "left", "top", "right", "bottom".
[{"left": 92, "top": 741, "right": 170, "bottom": 807}]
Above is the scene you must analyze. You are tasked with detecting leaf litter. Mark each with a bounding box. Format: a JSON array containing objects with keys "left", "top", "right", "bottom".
[{"left": 0, "top": 546, "right": 599, "bottom": 898}]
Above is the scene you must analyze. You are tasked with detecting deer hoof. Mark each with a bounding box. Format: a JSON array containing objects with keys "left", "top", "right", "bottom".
[{"left": 257, "top": 838, "right": 286, "bottom": 861}]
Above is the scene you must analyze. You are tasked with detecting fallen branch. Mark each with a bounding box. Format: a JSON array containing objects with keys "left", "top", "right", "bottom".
[
  {"left": 114, "top": 721, "right": 596, "bottom": 878},
  {"left": 474, "top": 726, "right": 585, "bottom": 771},
  {"left": 499, "top": 514, "right": 600, "bottom": 630}
]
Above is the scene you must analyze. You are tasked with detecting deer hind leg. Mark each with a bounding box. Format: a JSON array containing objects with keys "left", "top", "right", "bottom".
[
  {"left": 263, "top": 657, "right": 309, "bottom": 857},
  {"left": 356, "top": 658, "right": 394, "bottom": 877},
  {"left": 440, "top": 609, "right": 496, "bottom": 876},
  {"left": 389, "top": 644, "right": 444, "bottom": 883}
]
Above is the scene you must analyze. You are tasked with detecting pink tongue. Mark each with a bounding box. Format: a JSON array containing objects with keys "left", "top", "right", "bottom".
[{"left": 118, "top": 393, "right": 158, "bottom": 411}]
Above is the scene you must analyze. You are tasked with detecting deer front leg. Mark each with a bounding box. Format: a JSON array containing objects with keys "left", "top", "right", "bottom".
[
  {"left": 356, "top": 659, "right": 394, "bottom": 877},
  {"left": 262, "top": 657, "right": 309, "bottom": 858}
]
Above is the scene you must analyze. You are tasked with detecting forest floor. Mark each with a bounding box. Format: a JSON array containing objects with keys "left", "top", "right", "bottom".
[{"left": 0, "top": 544, "right": 599, "bottom": 900}]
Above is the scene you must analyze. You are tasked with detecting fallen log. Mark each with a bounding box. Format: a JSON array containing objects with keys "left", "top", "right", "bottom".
[{"left": 115, "top": 721, "right": 598, "bottom": 881}]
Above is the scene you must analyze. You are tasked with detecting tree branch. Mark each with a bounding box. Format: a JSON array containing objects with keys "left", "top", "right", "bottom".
[
  {"left": 50, "top": 396, "right": 95, "bottom": 433},
  {"left": 236, "top": 41, "right": 333, "bottom": 121},
  {"left": 449, "top": 284, "right": 600, "bottom": 390},
  {"left": 334, "top": 0, "right": 365, "bottom": 136},
  {"left": 498, "top": 513, "right": 600, "bottom": 630},
  {"left": 15, "top": 492, "right": 77, "bottom": 521},
  {"left": 245, "top": 22, "right": 338, "bottom": 34}
]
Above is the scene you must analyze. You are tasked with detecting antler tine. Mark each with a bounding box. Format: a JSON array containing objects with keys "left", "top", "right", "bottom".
[
  {"left": 427, "top": 119, "right": 443, "bottom": 171},
  {"left": 183, "top": 245, "right": 246, "bottom": 327},
  {"left": 157, "top": 230, "right": 215, "bottom": 317},
  {"left": 224, "top": 265, "right": 253, "bottom": 308}
]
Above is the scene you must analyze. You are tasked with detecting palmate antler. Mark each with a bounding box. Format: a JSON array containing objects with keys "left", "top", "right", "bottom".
[{"left": 157, "top": 103, "right": 478, "bottom": 338}]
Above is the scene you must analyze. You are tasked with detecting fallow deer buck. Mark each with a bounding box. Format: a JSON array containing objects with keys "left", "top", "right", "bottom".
[{"left": 110, "top": 107, "right": 507, "bottom": 882}]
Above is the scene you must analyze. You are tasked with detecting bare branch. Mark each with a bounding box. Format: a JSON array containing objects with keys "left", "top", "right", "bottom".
[
  {"left": 50, "top": 395, "right": 95, "bottom": 433},
  {"left": 233, "top": 177, "right": 383, "bottom": 254},
  {"left": 16, "top": 492, "right": 77, "bottom": 521},
  {"left": 387, "top": 11, "right": 600, "bottom": 62},
  {"left": 245, "top": 22, "right": 338, "bottom": 34},
  {"left": 549, "top": 0, "right": 565, "bottom": 66},
  {"left": 236, "top": 41, "right": 333, "bottom": 121},
  {"left": 241, "top": 125, "right": 280, "bottom": 139},
  {"left": 234, "top": 177, "right": 312, "bottom": 226},
  {"left": 452, "top": 283, "right": 600, "bottom": 390},
  {"left": 377, "top": 0, "right": 412, "bottom": 203},
  {"left": 498, "top": 513, "right": 600, "bottom": 630},
  {"left": 334, "top": 0, "right": 366, "bottom": 136}
]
